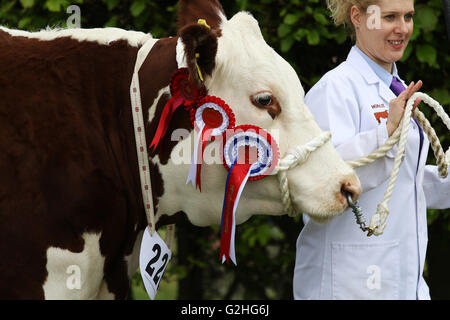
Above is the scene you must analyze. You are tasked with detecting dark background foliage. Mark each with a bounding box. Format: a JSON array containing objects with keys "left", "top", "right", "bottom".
[{"left": 1, "top": 0, "right": 449, "bottom": 299}]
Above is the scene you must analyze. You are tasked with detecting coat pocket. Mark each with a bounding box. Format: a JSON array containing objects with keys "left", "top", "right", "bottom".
[{"left": 331, "top": 241, "right": 400, "bottom": 300}]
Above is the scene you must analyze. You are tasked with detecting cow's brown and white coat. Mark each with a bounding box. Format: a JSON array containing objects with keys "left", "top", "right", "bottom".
[{"left": 0, "top": 0, "right": 361, "bottom": 299}]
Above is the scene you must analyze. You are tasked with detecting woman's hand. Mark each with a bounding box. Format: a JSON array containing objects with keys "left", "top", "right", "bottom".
[{"left": 387, "top": 80, "right": 423, "bottom": 137}]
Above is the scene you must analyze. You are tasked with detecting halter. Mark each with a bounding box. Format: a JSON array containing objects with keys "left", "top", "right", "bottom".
[{"left": 271, "top": 131, "right": 332, "bottom": 217}]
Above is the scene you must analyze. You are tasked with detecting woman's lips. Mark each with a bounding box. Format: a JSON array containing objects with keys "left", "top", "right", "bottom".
[{"left": 388, "top": 39, "right": 404, "bottom": 49}]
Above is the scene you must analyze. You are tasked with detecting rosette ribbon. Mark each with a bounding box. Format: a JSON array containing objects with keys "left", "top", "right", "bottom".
[
  {"left": 149, "top": 68, "right": 205, "bottom": 151},
  {"left": 219, "top": 125, "right": 279, "bottom": 265},
  {"left": 186, "top": 96, "right": 235, "bottom": 191}
]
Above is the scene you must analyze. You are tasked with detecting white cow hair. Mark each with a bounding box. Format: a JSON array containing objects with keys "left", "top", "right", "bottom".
[
  {"left": 0, "top": 26, "right": 152, "bottom": 47},
  {"left": 43, "top": 232, "right": 114, "bottom": 300}
]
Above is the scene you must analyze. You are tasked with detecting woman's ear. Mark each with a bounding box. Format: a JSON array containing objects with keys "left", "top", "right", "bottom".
[
  {"left": 178, "top": 23, "right": 218, "bottom": 86},
  {"left": 350, "top": 5, "right": 362, "bottom": 30}
]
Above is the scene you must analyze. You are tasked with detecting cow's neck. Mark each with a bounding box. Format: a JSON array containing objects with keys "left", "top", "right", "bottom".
[{"left": 135, "top": 37, "right": 194, "bottom": 229}]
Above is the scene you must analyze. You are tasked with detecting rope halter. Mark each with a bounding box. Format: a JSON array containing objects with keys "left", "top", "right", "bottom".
[{"left": 271, "top": 131, "right": 332, "bottom": 217}]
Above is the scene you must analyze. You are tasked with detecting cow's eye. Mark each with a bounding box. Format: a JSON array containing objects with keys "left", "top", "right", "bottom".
[
  {"left": 252, "top": 92, "right": 273, "bottom": 107},
  {"left": 250, "top": 91, "right": 281, "bottom": 119}
]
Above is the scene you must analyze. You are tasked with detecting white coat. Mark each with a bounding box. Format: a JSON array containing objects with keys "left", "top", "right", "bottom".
[{"left": 293, "top": 46, "right": 450, "bottom": 300}]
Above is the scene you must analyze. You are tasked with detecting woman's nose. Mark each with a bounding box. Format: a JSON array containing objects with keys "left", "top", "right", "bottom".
[{"left": 395, "top": 19, "right": 409, "bottom": 35}]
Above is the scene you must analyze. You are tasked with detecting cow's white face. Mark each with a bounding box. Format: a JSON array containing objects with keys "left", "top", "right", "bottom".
[
  {"left": 203, "top": 12, "right": 361, "bottom": 223},
  {"left": 156, "top": 11, "right": 361, "bottom": 226}
]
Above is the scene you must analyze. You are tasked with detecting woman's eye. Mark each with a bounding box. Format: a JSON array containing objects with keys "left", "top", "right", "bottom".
[
  {"left": 384, "top": 14, "right": 395, "bottom": 21},
  {"left": 254, "top": 93, "right": 272, "bottom": 107},
  {"left": 405, "top": 13, "right": 414, "bottom": 21}
]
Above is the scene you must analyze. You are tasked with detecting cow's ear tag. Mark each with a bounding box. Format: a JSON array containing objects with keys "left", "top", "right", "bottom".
[{"left": 139, "top": 226, "right": 172, "bottom": 300}]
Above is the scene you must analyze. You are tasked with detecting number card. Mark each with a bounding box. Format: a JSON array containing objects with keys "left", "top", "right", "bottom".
[{"left": 139, "top": 226, "right": 172, "bottom": 300}]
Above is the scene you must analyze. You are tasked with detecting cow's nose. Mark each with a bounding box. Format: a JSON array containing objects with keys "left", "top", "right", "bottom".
[{"left": 340, "top": 176, "right": 362, "bottom": 204}]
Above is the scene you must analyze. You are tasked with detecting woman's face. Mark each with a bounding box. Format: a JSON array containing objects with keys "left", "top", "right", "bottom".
[{"left": 352, "top": 0, "right": 415, "bottom": 72}]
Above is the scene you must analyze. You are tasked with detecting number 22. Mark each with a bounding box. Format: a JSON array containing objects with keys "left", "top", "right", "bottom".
[{"left": 145, "top": 243, "right": 169, "bottom": 287}]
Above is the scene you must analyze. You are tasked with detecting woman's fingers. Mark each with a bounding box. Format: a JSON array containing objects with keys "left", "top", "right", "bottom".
[
  {"left": 413, "top": 98, "right": 422, "bottom": 112},
  {"left": 412, "top": 80, "right": 423, "bottom": 95},
  {"left": 398, "top": 82, "right": 414, "bottom": 100},
  {"left": 399, "top": 80, "right": 423, "bottom": 105}
]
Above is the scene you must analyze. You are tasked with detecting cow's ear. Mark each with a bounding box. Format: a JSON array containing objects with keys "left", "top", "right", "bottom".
[
  {"left": 177, "top": 0, "right": 226, "bottom": 30},
  {"left": 179, "top": 23, "right": 218, "bottom": 86}
]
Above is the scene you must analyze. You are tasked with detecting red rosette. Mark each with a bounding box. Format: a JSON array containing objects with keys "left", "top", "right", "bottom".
[
  {"left": 149, "top": 68, "right": 206, "bottom": 151},
  {"left": 221, "top": 124, "right": 280, "bottom": 181},
  {"left": 218, "top": 125, "right": 280, "bottom": 265},
  {"left": 170, "top": 68, "right": 206, "bottom": 111},
  {"left": 190, "top": 95, "right": 235, "bottom": 139},
  {"left": 186, "top": 95, "right": 236, "bottom": 191}
]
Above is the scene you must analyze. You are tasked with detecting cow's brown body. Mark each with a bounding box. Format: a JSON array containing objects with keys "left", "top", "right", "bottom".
[{"left": 0, "top": 29, "right": 183, "bottom": 299}]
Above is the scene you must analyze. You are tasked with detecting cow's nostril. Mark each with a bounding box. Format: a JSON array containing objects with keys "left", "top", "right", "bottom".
[
  {"left": 341, "top": 185, "right": 352, "bottom": 205},
  {"left": 341, "top": 180, "right": 362, "bottom": 203},
  {"left": 341, "top": 186, "right": 351, "bottom": 198}
]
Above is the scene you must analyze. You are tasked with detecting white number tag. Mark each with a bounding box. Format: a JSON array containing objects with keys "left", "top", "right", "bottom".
[{"left": 139, "top": 226, "right": 172, "bottom": 300}]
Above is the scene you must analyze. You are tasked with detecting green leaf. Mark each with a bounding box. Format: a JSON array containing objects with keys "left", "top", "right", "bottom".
[
  {"left": 238, "top": 0, "right": 248, "bottom": 11},
  {"left": 284, "top": 13, "right": 299, "bottom": 25},
  {"left": 280, "top": 36, "right": 294, "bottom": 52},
  {"left": 20, "top": 0, "right": 35, "bottom": 8},
  {"left": 415, "top": 44, "right": 437, "bottom": 66},
  {"left": 18, "top": 17, "right": 32, "bottom": 28},
  {"left": 430, "top": 88, "right": 450, "bottom": 105},
  {"left": 416, "top": 6, "right": 438, "bottom": 32},
  {"left": 306, "top": 29, "right": 320, "bottom": 45},
  {"left": 277, "top": 24, "right": 291, "bottom": 38},
  {"left": 104, "top": 0, "right": 119, "bottom": 11},
  {"left": 104, "top": 16, "right": 118, "bottom": 28},
  {"left": 334, "top": 27, "right": 348, "bottom": 44},
  {"left": 130, "top": 0, "right": 147, "bottom": 17},
  {"left": 410, "top": 24, "right": 421, "bottom": 41},
  {"left": 293, "top": 28, "right": 306, "bottom": 41},
  {"left": 401, "top": 43, "right": 413, "bottom": 61},
  {"left": 313, "top": 12, "right": 328, "bottom": 25},
  {"left": 45, "top": 0, "right": 64, "bottom": 12}
]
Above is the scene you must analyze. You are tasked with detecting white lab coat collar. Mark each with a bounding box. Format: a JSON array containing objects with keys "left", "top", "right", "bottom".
[{"left": 346, "top": 46, "right": 395, "bottom": 104}]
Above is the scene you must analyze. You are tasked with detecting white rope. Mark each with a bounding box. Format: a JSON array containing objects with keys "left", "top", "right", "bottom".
[
  {"left": 347, "top": 92, "right": 449, "bottom": 236},
  {"left": 271, "top": 131, "right": 332, "bottom": 217}
]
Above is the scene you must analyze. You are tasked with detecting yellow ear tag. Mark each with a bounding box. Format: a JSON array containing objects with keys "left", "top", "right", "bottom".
[
  {"left": 197, "top": 19, "right": 211, "bottom": 29},
  {"left": 194, "top": 19, "right": 209, "bottom": 82},
  {"left": 195, "top": 53, "right": 204, "bottom": 82}
]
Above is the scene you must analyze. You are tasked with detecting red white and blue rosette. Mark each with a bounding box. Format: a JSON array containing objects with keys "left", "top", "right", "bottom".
[
  {"left": 219, "top": 125, "right": 279, "bottom": 265},
  {"left": 186, "top": 96, "right": 235, "bottom": 191}
]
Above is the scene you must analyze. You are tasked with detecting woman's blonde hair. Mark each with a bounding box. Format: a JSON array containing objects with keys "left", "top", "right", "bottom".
[{"left": 326, "top": 0, "right": 378, "bottom": 34}]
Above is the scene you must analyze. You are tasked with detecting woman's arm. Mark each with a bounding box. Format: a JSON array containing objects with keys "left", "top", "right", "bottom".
[{"left": 305, "top": 76, "right": 395, "bottom": 192}]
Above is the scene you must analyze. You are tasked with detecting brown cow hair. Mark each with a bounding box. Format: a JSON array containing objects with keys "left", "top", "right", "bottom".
[
  {"left": 177, "top": 0, "right": 226, "bottom": 30},
  {"left": 179, "top": 24, "right": 218, "bottom": 86}
]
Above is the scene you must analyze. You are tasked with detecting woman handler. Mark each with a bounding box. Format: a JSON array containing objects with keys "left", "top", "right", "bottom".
[{"left": 293, "top": 0, "right": 450, "bottom": 299}]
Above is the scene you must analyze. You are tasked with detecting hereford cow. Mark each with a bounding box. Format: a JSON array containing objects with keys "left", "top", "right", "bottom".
[{"left": 0, "top": 0, "right": 361, "bottom": 299}]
